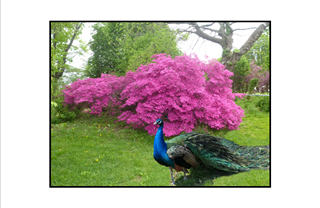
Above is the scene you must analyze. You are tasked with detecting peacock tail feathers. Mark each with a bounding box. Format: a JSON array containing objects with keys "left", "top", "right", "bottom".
[
  {"left": 166, "top": 132, "right": 269, "bottom": 173},
  {"left": 232, "top": 145, "right": 269, "bottom": 170}
]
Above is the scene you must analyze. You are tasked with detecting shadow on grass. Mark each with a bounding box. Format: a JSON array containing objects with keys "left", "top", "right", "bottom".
[{"left": 174, "top": 165, "right": 239, "bottom": 186}]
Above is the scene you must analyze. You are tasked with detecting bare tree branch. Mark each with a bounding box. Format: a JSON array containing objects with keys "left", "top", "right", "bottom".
[
  {"left": 199, "top": 22, "right": 215, "bottom": 28},
  {"left": 197, "top": 39, "right": 206, "bottom": 53},
  {"left": 192, "top": 23, "right": 224, "bottom": 46},
  {"left": 238, "top": 23, "right": 268, "bottom": 56},
  {"left": 64, "top": 23, "right": 82, "bottom": 53},
  {"left": 218, "top": 22, "right": 225, "bottom": 37},
  {"left": 225, "top": 22, "right": 233, "bottom": 32},
  {"left": 178, "top": 29, "right": 197, "bottom": 34},
  {"left": 169, "top": 22, "right": 224, "bottom": 45},
  {"left": 191, "top": 36, "right": 200, "bottom": 52},
  {"left": 233, "top": 27, "right": 257, "bottom": 31},
  {"left": 200, "top": 27, "right": 220, "bottom": 34}
]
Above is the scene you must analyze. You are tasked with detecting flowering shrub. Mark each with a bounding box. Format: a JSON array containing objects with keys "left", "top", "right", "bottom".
[
  {"left": 62, "top": 72, "right": 135, "bottom": 115},
  {"left": 118, "top": 54, "right": 245, "bottom": 136},
  {"left": 62, "top": 53, "right": 246, "bottom": 136},
  {"left": 245, "top": 61, "right": 270, "bottom": 93}
]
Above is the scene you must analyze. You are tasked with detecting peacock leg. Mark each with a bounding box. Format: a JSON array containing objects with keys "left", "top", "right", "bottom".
[
  {"left": 169, "top": 167, "right": 175, "bottom": 185},
  {"left": 183, "top": 168, "right": 188, "bottom": 180}
]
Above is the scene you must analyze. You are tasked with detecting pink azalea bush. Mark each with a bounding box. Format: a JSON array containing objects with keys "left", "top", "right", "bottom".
[
  {"left": 245, "top": 61, "right": 270, "bottom": 93},
  {"left": 119, "top": 53, "right": 245, "bottom": 136},
  {"left": 62, "top": 72, "right": 135, "bottom": 115},
  {"left": 62, "top": 53, "right": 246, "bottom": 136}
]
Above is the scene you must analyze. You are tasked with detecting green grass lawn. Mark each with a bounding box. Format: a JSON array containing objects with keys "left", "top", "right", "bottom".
[{"left": 51, "top": 96, "right": 270, "bottom": 186}]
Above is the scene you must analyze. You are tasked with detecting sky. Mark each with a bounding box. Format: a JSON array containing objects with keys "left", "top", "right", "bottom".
[{"left": 70, "top": 22, "right": 265, "bottom": 69}]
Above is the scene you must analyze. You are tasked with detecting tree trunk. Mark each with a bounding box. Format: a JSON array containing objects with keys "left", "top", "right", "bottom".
[{"left": 221, "top": 23, "right": 268, "bottom": 72}]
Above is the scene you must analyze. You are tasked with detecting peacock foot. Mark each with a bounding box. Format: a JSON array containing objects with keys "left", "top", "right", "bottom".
[{"left": 170, "top": 181, "right": 176, "bottom": 186}]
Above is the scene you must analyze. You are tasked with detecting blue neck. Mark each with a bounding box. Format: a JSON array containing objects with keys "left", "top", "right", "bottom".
[
  {"left": 153, "top": 124, "right": 175, "bottom": 168},
  {"left": 153, "top": 125, "right": 168, "bottom": 155}
]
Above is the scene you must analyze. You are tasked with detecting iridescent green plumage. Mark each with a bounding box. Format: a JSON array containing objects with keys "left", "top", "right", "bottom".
[{"left": 165, "top": 132, "right": 269, "bottom": 173}]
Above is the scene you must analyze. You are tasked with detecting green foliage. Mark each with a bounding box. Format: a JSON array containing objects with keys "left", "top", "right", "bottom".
[
  {"left": 51, "top": 22, "right": 87, "bottom": 114},
  {"left": 86, "top": 22, "right": 184, "bottom": 78},
  {"left": 51, "top": 101, "right": 58, "bottom": 108},
  {"left": 51, "top": 22, "right": 85, "bottom": 79},
  {"left": 234, "top": 56, "right": 251, "bottom": 77},
  {"left": 244, "top": 29, "right": 270, "bottom": 71},
  {"left": 231, "top": 56, "right": 251, "bottom": 92},
  {"left": 222, "top": 48, "right": 231, "bottom": 57},
  {"left": 256, "top": 96, "right": 270, "bottom": 112},
  {"left": 235, "top": 96, "right": 270, "bottom": 117},
  {"left": 51, "top": 94, "right": 80, "bottom": 124},
  {"left": 248, "top": 78, "right": 259, "bottom": 94},
  {"left": 86, "top": 22, "right": 125, "bottom": 77},
  {"left": 120, "top": 22, "right": 183, "bottom": 73}
]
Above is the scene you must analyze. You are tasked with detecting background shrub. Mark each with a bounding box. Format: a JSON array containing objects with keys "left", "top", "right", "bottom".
[
  {"left": 245, "top": 61, "right": 270, "bottom": 93},
  {"left": 248, "top": 78, "right": 259, "bottom": 94},
  {"left": 256, "top": 97, "right": 270, "bottom": 112},
  {"left": 51, "top": 95, "right": 80, "bottom": 124}
]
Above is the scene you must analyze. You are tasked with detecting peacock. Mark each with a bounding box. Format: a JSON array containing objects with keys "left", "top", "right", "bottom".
[{"left": 153, "top": 118, "right": 269, "bottom": 185}]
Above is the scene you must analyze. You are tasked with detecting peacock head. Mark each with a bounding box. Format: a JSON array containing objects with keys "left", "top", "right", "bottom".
[{"left": 153, "top": 119, "right": 163, "bottom": 126}]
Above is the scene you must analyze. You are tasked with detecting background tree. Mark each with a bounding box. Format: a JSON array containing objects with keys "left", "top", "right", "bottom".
[
  {"left": 51, "top": 22, "right": 87, "bottom": 123},
  {"left": 86, "top": 22, "right": 187, "bottom": 77},
  {"left": 244, "top": 29, "right": 270, "bottom": 71},
  {"left": 168, "top": 22, "right": 269, "bottom": 73},
  {"left": 118, "top": 22, "right": 184, "bottom": 73},
  {"left": 217, "top": 53, "right": 251, "bottom": 92},
  {"left": 51, "top": 22, "right": 85, "bottom": 80},
  {"left": 231, "top": 56, "right": 251, "bottom": 92},
  {"left": 86, "top": 22, "right": 125, "bottom": 78}
]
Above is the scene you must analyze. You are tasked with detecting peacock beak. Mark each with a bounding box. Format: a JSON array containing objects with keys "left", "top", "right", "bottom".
[{"left": 153, "top": 122, "right": 157, "bottom": 125}]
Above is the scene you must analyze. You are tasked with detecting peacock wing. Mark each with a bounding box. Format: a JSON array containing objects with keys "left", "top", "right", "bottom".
[
  {"left": 165, "top": 132, "right": 194, "bottom": 148},
  {"left": 182, "top": 133, "right": 251, "bottom": 172},
  {"left": 167, "top": 145, "right": 198, "bottom": 169}
]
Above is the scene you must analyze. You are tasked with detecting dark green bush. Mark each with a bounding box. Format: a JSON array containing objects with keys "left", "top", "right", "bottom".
[
  {"left": 256, "top": 97, "right": 270, "bottom": 112},
  {"left": 248, "top": 78, "right": 259, "bottom": 94},
  {"left": 51, "top": 96, "right": 80, "bottom": 124}
]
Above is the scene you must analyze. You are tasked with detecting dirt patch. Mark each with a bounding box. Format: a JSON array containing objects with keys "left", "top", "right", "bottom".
[{"left": 132, "top": 176, "right": 142, "bottom": 182}]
